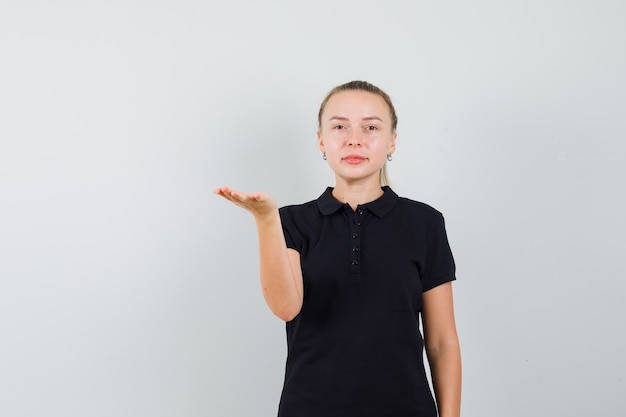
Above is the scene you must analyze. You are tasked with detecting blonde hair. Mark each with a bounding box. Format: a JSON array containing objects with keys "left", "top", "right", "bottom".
[{"left": 318, "top": 80, "right": 397, "bottom": 187}]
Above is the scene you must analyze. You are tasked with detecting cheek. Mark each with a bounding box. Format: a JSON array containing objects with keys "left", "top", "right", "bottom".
[
  {"left": 321, "top": 135, "right": 344, "bottom": 150},
  {"left": 372, "top": 137, "right": 392, "bottom": 150}
]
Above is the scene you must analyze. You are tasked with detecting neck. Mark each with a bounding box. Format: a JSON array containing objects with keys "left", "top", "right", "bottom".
[{"left": 332, "top": 179, "right": 384, "bottom": 211}]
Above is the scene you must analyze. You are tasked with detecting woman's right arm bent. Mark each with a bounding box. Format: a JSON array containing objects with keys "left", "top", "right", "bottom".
[{"left": 214, "top": 186, "right": 303, "bottom": 321}]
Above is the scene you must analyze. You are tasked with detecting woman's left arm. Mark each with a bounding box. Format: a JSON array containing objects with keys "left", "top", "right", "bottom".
[{"left": 422, "top": 281, "right": 462, "bottom": 417}]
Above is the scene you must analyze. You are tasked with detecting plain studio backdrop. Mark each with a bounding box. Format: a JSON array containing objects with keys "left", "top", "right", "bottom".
[{"left": 1, "top": 1, "right": 624, "bottom": 416}]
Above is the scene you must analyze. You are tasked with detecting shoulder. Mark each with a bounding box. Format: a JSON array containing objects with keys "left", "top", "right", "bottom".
[
  {"left": 393, "top": 195, "right": 445, "bottom": 222},
  {"left": 280, "top": 187, "right": 335, "bottom": 219},
  {"left": 279, "top": 197, "right": 322, "bottom": 230},
  {"left": 279, "top": 198, "right": 318, "bottom": 216},
  {"left": 278, "top": 197, "right": 323, "bottom": 246}
]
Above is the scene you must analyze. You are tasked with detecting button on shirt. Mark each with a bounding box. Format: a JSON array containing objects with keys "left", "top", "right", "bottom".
[{"left": 277, "top": 186, "right": 456, "bottom": 417}]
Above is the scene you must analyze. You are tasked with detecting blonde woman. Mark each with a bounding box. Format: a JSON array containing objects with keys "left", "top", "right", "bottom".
[{"left": 215, "top": 80, "right": 461, "bottom": 417}]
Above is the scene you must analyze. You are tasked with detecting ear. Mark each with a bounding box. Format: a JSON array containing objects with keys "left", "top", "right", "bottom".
[
  {"left": 388, "top": 132, "right": 397, "bottom": 155},
  {"left": 317, "top": 130, "right": 325, "bottom": 153}
]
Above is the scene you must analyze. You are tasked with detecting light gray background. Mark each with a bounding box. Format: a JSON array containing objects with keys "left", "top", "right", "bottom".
[{"left": 1, "top": 1, "right": 624, "bottom": 416}]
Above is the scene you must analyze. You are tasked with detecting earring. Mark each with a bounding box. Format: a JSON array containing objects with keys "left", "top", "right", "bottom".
[
  {"left": 322, "top": 153, "right": 327, "bottom": 160},
  {"left": 387, "top": 154, "right": 393, "bottom": 162}
]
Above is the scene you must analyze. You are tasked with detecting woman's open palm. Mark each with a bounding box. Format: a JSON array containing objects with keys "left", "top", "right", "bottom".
[{"left": 214, "top": 186, "right": 278, "bottom": 218}]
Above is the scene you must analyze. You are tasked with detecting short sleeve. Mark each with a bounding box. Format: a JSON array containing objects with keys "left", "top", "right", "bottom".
[
  {"left": 279, "top": 206, "right": 301, "bottom": 252},
  {"left": 422, "top": 212, "right": 456, "bottom": 291}
]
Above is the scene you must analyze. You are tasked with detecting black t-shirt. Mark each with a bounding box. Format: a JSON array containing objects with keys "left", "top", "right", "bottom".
[{"left": 277, "top": 186, "right": 456, "bottom": 417}]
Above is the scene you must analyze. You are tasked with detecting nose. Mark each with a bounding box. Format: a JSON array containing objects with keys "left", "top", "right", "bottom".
[{"left": 348, "top": 130, "right": 362, "bottom": 146}]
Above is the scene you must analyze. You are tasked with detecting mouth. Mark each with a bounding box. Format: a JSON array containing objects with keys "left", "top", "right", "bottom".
[{"left": 342, "top": 155, "right": 367, "bottom": 164}]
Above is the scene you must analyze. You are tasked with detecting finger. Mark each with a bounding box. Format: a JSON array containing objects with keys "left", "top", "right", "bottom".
[
  {"left": 215, "top": 187, "right": 246, "bottom": 206},
  {"left": 215, "top": 186, "right": 243, "bottom": 201},
  {"left": 214, "top": 186, "right": 233, "bottom": 196},
  {"left": 229, "top": 189, "right": 248, "bottom": 201},
  {"left": 214, "top": 187, "right": 266, "bottom": 210},
  {"left": 214, "top": 187, "right": 234, "bottom": 200}
]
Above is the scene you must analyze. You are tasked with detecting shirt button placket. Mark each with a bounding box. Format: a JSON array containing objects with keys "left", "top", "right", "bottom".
[{"left": 350, "top": 209, "right": 364, "bottom": 273}]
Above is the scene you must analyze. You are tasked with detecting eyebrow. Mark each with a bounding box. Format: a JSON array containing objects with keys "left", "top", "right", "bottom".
[{"left": 327, "top": 116, "right": 384, "bottom": 123}]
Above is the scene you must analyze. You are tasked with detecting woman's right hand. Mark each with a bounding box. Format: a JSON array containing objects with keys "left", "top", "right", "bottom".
[
  {"left": 214, "top": 186, "right": 278, "bottom": 219},
  {"left": 214, "top": 185, "right": 303, "bottom": 321}
]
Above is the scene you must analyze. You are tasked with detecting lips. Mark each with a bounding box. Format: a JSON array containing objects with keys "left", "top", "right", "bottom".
[{"left": 342, "top": 154, "right": 367, "bottom": 164}]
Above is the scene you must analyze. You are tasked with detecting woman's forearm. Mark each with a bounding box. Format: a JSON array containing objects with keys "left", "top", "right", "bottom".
[
  {"left": 427, "top": 342, "right": 462, "bottom": 417},
  {"left": 214, "top": 187, "right": 303, "bottom": 321},
  {"left": 255, "top": 212, "right": 303, "bottom": 321}
]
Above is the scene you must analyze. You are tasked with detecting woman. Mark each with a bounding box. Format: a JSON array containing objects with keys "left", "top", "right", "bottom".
[{"left": 215, "top": 80, "right": 461, "bottom": 417}]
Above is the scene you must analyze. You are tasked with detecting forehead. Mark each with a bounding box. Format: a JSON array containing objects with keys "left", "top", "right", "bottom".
[{"left": 323, "top": 90, "right": 390, "bottom": 120}]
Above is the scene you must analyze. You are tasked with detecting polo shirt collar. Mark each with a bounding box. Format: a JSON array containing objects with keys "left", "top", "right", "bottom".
[
  {"left": 367, "top": 186, "right": 398, "bottom": 217},
  {"left": 317, "top": 186, "right": 398, "bottom": 217}
]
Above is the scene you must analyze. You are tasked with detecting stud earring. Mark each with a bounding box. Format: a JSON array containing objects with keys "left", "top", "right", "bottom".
[{"left": 387, "top": 154, "right": 393, "bottom": 162}]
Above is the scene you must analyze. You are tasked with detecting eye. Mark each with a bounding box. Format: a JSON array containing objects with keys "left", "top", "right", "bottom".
[
  {"left": 366, "top": 125, "right": 378, "bottom": 131},
  {"left": 333, "top": 124, "right": 346, "bottom": 130}
]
